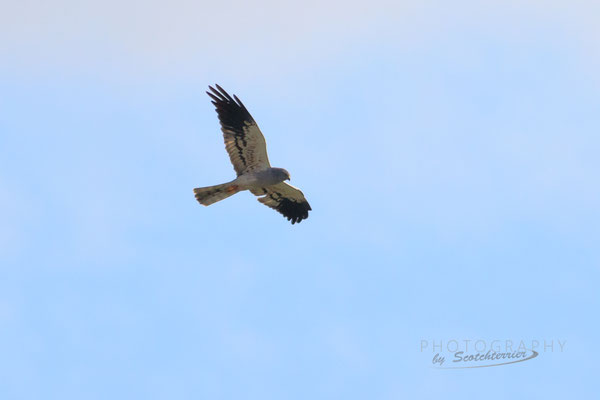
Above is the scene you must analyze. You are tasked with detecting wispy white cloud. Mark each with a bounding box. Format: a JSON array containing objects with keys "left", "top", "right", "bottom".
[{"left": 1, "top": 1, "right": 599, "bottom": 80}]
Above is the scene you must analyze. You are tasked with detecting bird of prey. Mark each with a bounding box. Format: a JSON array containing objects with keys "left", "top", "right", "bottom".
[{"left": 194, "top": 84, "right": 311, "bottom": 224}]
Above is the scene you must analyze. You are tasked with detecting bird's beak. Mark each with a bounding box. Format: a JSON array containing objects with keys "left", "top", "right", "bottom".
[{"left": 287, "top": 177, "right": 291, "bottom": 181}]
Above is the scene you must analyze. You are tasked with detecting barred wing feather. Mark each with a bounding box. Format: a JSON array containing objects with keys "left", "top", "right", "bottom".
[
  {"left": 207, "top": 85, "right": 270, "bottom": 176},
  {"left": 254, "top": 183, "right": 311, "bottom": 224}
]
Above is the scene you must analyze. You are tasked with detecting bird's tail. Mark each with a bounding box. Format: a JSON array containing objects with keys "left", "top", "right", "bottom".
[{"left": 193, "top": 182, "right": 240, "bottom": 206}]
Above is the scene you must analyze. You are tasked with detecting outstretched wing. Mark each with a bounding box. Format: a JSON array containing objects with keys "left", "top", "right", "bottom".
[
  {"left": 207, "top": 84, "right": 270, "bottom": 176},
  {"left": 253, "top": 183, "right": 311, "bottom": 224}
]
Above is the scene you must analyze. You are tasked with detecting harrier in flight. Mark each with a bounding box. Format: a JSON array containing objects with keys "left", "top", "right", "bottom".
[{"left": 194, "top": 85, "right": 311, "bottom": 224}]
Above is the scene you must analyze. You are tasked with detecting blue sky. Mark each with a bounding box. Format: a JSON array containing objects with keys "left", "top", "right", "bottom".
[{"left": 1, "top": 1, "right": 599, "bottom": 398}]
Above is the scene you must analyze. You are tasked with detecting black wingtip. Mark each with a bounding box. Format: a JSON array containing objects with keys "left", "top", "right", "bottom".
[{"left": 207, "top": 84, "right": 237, "bottom": 104}]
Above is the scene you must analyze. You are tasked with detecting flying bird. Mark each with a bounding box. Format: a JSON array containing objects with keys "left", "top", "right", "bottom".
[{"left": 194, "top": 85, "right": 311, "bottom": 224}]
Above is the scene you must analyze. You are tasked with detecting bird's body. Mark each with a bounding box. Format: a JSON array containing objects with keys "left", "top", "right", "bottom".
[
  {"left": 194, "top": 167, "right": 290, "bottom": 205},
  {"left": 237, "top": 167, "right": 291, "bottom": 188},
  {"left": 194, "top": 85, "right": 311, "bottom": 224}
]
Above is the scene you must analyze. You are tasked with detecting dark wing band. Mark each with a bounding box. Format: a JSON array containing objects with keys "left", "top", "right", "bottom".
[
  {"left": 256, "top": 183, "right": 311, "bottom": 224},
  {"left": 207, "top": 84, "right": 270, "bottom": 176}
]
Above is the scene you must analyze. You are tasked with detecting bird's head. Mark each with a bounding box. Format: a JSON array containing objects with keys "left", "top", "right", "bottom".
[{"left": 274, "top": 167, "right": 291, "bottom": 181}]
